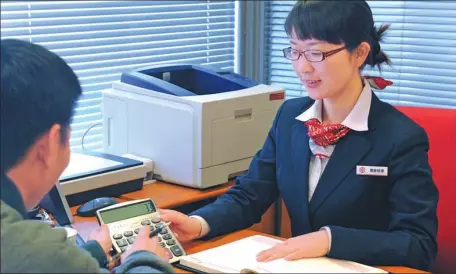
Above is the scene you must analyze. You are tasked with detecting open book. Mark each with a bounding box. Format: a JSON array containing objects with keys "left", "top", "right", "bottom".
[{"left": 179, "top": 235, "right": 387, "bottom": 273}]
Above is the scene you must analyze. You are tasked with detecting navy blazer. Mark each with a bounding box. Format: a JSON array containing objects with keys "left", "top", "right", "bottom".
[{"left": 191, "top": 93, "right": 438, "bottom": 270}]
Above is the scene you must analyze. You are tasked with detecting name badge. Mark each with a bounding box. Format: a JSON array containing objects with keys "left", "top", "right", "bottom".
[{"left": 356, "top": 165, "right": 388, "bottom": 176}]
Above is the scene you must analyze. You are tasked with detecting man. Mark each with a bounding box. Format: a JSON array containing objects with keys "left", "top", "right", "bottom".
[{"left": 0, "top": 39, "right": 175, "bottom": 273}]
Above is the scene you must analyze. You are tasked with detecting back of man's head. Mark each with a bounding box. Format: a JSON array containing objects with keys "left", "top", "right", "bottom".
[{"left": 1, "top": 39, "right": 82, "bottom": 172}]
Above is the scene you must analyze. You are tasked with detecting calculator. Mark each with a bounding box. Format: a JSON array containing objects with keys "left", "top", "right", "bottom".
[{"left": 96, "top": 198, "right": 186, "bottom": 263}]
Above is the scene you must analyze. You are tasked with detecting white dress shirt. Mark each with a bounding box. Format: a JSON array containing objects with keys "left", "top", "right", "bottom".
[{"left": 192, "top": 79, "right": 373, "bottom": 253}]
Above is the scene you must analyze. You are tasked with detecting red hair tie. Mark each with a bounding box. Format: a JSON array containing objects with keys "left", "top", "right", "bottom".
[{"left": 364, "top": 76, "right": 393, "bottom": 90}]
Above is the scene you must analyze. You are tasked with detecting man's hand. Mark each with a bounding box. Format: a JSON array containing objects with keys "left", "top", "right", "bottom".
[
  {"left": 159, "top": 209, "right": 202, "bottom": 243},
  {"left": 87, "top": 224, "right": 112, "bottom": 255},
  {"left": 256, "top": 230, "right": 329, "bottom": 262},
  {"left": 121, "top": 226, "right": 168, "bottom": 263}
]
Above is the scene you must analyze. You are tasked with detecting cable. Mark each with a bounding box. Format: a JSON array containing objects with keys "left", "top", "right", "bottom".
[{"left": 81, "top": 122, "right": 102, "bottom": 151}]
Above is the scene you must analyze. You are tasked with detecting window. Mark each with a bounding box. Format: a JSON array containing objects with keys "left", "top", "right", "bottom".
[
  {"left": 1, "top": 1, "right": 239, "bottom": 151},
  {"left": 263, "top": 1, "right": 456, "bottom": 108}
]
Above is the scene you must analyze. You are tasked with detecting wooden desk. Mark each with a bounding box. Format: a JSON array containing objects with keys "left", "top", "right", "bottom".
[
  {"left": 71, "top": 181, "right": 276, "bottom": 238},
  {"left": 68, "top": 188, "right": 426, "bottom": 274},
  {"left": 70, "top": 197, "right": 129, "bottom": 240},
  {"left": 69, "top": 182, "right": 426, "bottom": 273},
  {"left": 123, "top": 181, "right": 276, "bottom": 235},
  {"left": 120, "top": 181, "right": 235, "bottom": 208},
  {"left": 175, "top": 229, "right": 429, "bottom": 274},
  {"left": 70, "top": 182, "right": 237, "bottom": 239},
  {"left": 71, "top": 217, "right": 426, "bottom": 274}
]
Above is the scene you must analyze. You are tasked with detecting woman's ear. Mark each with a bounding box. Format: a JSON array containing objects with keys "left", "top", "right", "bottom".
[{"left": 355, "top": 42, "right": 371, "bottom": 68}]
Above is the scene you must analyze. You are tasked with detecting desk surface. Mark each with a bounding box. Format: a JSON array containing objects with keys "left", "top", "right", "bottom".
[
  {"left": 70, "top": 197, "right": 128, "bottom": 239},
  {"left": 121, "top": 181, "right": 235, "bottom": 208},
  {"left": 69, "top": 182, "right": 427, "bottom": 274},
  {"left": 175, "top": 229, "right": 429, "bottom": 274},
  {"left": 70, "top": 181, "right": 234, "bottom": 239},
  {"left": 70, "top": 217, "right": 427, "bottom": 273}
]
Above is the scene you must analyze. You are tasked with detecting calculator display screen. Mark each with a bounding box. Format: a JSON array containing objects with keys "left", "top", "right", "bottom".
[{"left": 100, "top": 200, "right": 156, "bottom": 224}]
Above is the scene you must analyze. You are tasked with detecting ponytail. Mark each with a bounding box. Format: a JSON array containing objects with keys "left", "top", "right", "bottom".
[{"left": 366, "top": 24, "right": 392, "bottom": 71}]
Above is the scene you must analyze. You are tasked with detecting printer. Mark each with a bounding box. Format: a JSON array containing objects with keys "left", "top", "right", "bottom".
[
  {"left": 59, "top": 151, "right": 154, "bottom": 207},
  {"left": 102, "top": 64, "right": 285, "bottom": 189}
]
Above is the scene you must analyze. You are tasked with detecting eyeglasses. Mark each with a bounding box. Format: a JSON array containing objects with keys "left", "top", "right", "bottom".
[{"left": 282, "top": 46, "right": 346, "bottom": 62}]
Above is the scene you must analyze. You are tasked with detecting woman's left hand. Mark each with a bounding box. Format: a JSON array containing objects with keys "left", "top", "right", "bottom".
[{"left": 256, "top": 230, "right": 330, "bottom": 262}]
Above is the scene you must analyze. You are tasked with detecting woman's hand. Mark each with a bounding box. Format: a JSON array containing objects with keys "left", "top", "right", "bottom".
[
  {"left": 256, "top": 230, "right": 330, "bottom": 262},
  {"left": 159, "top": 209, "right": 202, "bottom": 243}
]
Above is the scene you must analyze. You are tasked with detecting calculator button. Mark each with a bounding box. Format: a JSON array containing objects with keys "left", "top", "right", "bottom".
[
  {"left": 151, "top": 217, "right": 161, "bottom": 224},
  {"left": 113, "top": 234, "right": 123, "bottom": 240},
  {"left": 123, "top": 231, "right": 133, "bottom": 237},
  {"left": 141, "top": 220, "right": 151, "bottom": 226},
  {"left": 164, "top": 248, "right": 173, "bottom": 259},
  {"left": 159, "top": 228, "right": 168, "bottom": 235},
  {"left": 162, "top": 234, "right": 172, "bottom": 240},
  {"left": 166, "top": 239, "right": 176, "bottom": 246},
  {"left": 127, "top": 236, "right": 136, "bottom": 244},
  {"left": 160, "top": 242, "right": 166, "bottom": 248},
  {"left": 120, "top": 246, "right": 128, "bottom": 252},
  {"left": 134, "top": 228, "right": 140, "bottom": 234},
  {"left": 116, "top": 239, "right": 128, "bottom": 247},
  {"left": 149, "top": 225, "right": 155, "bottom": 231},
  {"left": 170, "top": 245, "right": 184, "bottom": 257}
]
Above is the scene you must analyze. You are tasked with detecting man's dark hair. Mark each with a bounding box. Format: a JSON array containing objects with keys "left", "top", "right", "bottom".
[
  {"left": 285, "top": 0, "right": 392, "bottom": 71},
  {"left": 1, "top": 39, "right": 82, "bottom": 172}
]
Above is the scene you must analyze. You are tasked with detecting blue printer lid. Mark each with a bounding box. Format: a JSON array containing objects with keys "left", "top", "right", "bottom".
[
  {"left": 120, "top": 64, "right": 258, "bottom": 97},
  {"left": 59, "top": 151, "right": 142, "bottom": 182}
]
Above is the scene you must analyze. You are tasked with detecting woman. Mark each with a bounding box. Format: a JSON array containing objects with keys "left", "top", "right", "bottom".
[{"left": 160, "top": 0, "right": 438, "bottom": 270}]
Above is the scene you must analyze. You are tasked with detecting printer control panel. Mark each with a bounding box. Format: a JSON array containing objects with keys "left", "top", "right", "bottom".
[{"left": 96, "top": 198, "right": 185, "bottom": 263}]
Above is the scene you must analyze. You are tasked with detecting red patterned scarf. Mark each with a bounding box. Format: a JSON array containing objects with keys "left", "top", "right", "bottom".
[
  {"left": 305, "top": 119, "right": 351, "bottom": 147},
  {"left": 304, "top": 76, "right": 392, "bottom": 147}
]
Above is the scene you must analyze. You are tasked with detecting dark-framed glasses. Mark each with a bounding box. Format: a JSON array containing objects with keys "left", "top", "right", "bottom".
[{"left": 282, "top": 46, "right": 346, "bottom": 62}]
